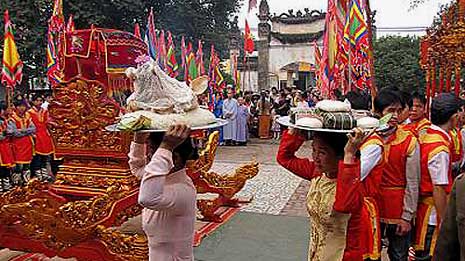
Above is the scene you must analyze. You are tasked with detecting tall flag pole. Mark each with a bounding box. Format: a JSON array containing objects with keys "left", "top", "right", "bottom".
[
  {"left": 233, "top": 51, "right": 240, "bottom": 94},
  {"left": 49, "top": 0, "right": 65, "bottom": 33},
  {"left": 157, "top": 30, "right": 167, "bottom": 70},
  {"left": 365, "top": 0, "right": 377, "bottom": 99},
  {"left": 2, "top": 10, "right": 23, "bottom": 106},
  {"left": 313, "top": 41, "right": 322, "bottom": 90},
  {"left": 181, "top": 36, "right": 188, "bottom": 82},
  {"left": 207, "top": 45, "right": 216, "bottom": 111},
  {"left": 47, "top": 0, "right": 65, "bottom": 85},
  {"left": 166, "top": 31, "right": 179, "bottom": 78},
  {"left": 196, "top": 40, "right": 205, "bottom": 76},
  {"left": 46, "top": 29, "right": 61, "bottom": 84},
  {"left": 145, "top": 7, "right": 158, "bottom": 60},
  {"left": 66, "top": 15, "right": 75, "bottom": 33},
  {"left": 320, "top": 0, "right": 334, "bottom": 98},
  {"left": 186, "top": 42, "right": 197, "bottom": 84},
  {"left": 134, "top": 23, "right": 142, "bottom": 39}
]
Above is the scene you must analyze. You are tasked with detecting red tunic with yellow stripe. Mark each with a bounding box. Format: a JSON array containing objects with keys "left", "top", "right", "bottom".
[
  {"left": 379, "top": 127, "right": 418, "bottom": 223},
  {"left": 414, "top": 126, "right": 454, "bottom": 255},
  {"left": 9, "top": 112, "right": 35, "bottom": 164},
  {"left": 403, "top": 118, "right": 431, "bottom": 137},
  {"left": 27, "top": 107, "right": 55, "bottom": 155},
  {"left": 336, "top": 133, "right": 385, "bottom": 260},
  {"left": 0, "top": 118, "right": 15, "bottom": 168}
]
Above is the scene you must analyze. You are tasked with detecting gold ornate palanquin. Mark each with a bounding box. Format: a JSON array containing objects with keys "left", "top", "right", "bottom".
[
  {"left": 49, "top": 78, "right": 137, "bottom": 197},
  {"left": 420, "top": 0, "right": 465, "bottom": 109}
]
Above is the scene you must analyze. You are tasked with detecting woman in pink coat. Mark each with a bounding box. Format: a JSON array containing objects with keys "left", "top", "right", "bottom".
[{"left": 128, "top": 124, "right": 198, "bottom": 261}]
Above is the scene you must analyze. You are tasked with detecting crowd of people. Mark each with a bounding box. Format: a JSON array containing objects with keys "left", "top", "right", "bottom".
[
  {"left": 131, "top": 85, "right": 465, "bottom": 260},
  {"left": 0, "top": 93, "right": 55, "bottom": 192},
  {"left": 198, "top": 85, "right": 324, "bottom": 145},
  {"left": 277, "top": 87, "right": 465, "bottom": 261}
]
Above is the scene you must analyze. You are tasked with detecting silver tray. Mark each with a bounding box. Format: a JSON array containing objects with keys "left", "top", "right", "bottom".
[{"left": 105, "top": 119, "right": 229, "bottom": 133}]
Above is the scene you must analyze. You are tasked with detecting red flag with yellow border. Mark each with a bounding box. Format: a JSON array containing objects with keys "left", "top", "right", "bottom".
[{"left": 1, "top": 10, "right": 23, "bottom": 89}]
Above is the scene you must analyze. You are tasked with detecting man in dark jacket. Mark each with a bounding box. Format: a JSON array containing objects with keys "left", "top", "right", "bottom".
[{"left": 434, "top": 174, "right": 465, "bottom": 261}]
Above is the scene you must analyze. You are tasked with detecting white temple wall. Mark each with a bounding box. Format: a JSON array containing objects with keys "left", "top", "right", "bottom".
[{"left": 271, "top": 19, "right": 325, "bottom": 35}]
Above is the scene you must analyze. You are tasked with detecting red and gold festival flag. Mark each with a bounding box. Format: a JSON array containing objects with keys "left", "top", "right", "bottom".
[
  {"left": 2, "top": 10, "right": 23, "bottom": 89},
  {"left": 196, "top": 40, "right": 205, "bottom": 76},
  {"left": 186, "top": 42, "right": 197, "bottom": 84},
  {"left": 244, "top": 20, "right": 255, "bottom": 54},
  {"left": 313, "top": 41, "right": 322, "bottom": 89},
  {"left": 46, "top": 29, "right": 61, "bottom": 84},
  {"left": 134, "top": 23, "right": 142, "bottom": 39},
  {"left": 66, "top": 15, "right": 75, "bottom": 33},
  {"left": 181, "top": 36, "right": 188, "bottom": 82},
  {"left": 49, "top": 0, "right": 65, "bottom": 33},
  {"left": 207, "top": 45, "right": 225, "bottom": 111}
]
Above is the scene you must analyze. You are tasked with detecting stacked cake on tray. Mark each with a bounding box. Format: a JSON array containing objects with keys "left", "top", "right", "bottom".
[{"left": 286, "top": 100, "right": 380, "bottom": 132}]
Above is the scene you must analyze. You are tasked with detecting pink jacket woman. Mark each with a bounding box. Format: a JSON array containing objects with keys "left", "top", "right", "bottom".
[{"left": 128, "top": 124, "right": 197, "bottom": 261}]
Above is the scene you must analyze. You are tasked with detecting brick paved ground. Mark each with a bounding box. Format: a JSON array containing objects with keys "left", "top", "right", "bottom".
[
  {"left": 212, "top": 138, "right": 311, "bottom": 216},
  {"left": 279, "top": 180, "right": 310, "bottom": 217}
]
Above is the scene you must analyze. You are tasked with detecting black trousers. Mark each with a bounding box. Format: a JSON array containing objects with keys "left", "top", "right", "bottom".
[{"left": 381, "top": 222, "right": 412, "bottom": 261}]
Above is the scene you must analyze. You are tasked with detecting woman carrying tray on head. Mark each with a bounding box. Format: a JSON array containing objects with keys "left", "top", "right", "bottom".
[
  {"left": 277, "top": 125, "right": 384, "bottom": 261},
  {"left": 128, "top": 123, "right": 198, "bottom": 261}
]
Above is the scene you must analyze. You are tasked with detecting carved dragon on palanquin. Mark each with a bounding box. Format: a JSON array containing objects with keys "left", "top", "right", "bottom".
[{"left": 187, "top": 131, "right": 259, "bottom": 222}]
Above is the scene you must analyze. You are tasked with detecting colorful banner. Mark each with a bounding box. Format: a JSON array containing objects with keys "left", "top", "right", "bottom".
[
  {"left": 144, "top": 8, "right": 158, "bottom": 60},
  {"left": 186, "top": 42, "right": 197, "bottom": 84},
  {"left": 343, "top": 0, "right": 372, "bottom": 91},
  {"left": 244, "top": 20, "right": 255, "bottom": 54},
  {"left": 2, "top": 10, "right": 23, "bottom": 89},
  {"left": 166, "top": 31, "right": 179, "bottom": 78},
  {"left": 196, "top": 40, "right": 205, "bottom": 76}
]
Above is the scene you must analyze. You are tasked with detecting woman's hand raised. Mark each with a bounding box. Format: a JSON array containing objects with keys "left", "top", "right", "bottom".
[
  {"left": 344, "top": 128, "right": 374, "bottom": 164},
  {"left": 160, "top": 123, "right": 191, "bottom": 151}
]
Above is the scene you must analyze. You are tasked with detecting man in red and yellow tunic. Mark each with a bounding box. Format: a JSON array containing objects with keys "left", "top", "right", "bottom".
[
  {"left": 8, "top": 98, "right": 36, "bottom": 185},
  {"left": 337, "top": 131, "right": 385, "bottom": 260},
  {"left": 342, "top": 90, "right": 386, "bottom": 260},
  {"left": 404, "top": 92, "right": 431, "bottom": 137},
  {"left": 414, "top": 93, "right": 461, "bottom": 260},
  {"left": 28, "top": 94, "right": 55, "bottom": 182},
  {"left": 373, "top": 88, "right": 420, "bottom": 261},
  {"left": 0, "top": 101, "right": 15, "bottom": 192}
]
